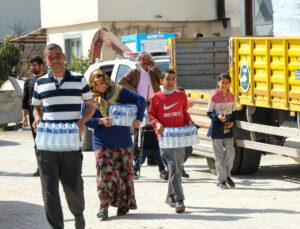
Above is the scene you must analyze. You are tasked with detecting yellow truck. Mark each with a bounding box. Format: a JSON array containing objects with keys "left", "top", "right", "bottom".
[{"left": 169, "top": 37, "right": 300, "bottom": 174}]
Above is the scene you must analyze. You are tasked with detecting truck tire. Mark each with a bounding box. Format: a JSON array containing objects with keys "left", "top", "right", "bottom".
[
  {"left": 81, "top": 127, "right": 93, "bottom": 151},
  {"left": 206, "top": 147, "right": 242, "bottom": 176},
  {"left": 231, "top": 146, "right": 242, "bottom": 175},
  {"left": 237, "top": 148, "right": 261, "bottom": 174}
]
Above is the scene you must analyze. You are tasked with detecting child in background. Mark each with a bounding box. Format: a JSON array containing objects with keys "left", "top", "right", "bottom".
[
  {"left": 149, "top": 69, "right": 193, "bottom": 213},
  {"left": 207, "top": 72, "right": 236, "bottom": 189}
]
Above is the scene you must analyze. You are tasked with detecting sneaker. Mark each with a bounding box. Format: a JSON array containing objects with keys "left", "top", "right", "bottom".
[
  {"left": 133, "top": 171, "right": 139, "bottom": 180},
  {"left": 226, "top": 177, "right": 235, "bottom": 188},
  {"left": 33, "top": 168, "right": 40, "bottom": 177},
  {"left": 159, "top": 170, "right": 167, "bottom": 179},
  {"left": 97, "top": 208, "right": 108, "bottom": 219},
  {"left": 217, "top": 181, "right": 229, "bottom": 189},
  {"left": 182, "top": 168, "right": 190, "bottom": 178},
  {"left": 165, "top": 195, "right": 176, "bottom": 208},
  {"left": 175, "top": 201, "right": 185, "bottom": 213}
]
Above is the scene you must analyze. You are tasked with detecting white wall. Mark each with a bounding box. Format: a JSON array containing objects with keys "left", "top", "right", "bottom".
[
  {"left": 46, "top": 22, "right": 101, "bottom": 59},
  {"left": 98, "top": 0, "right": 217, "bottom": 21},
  {"left": 41, "top": 0, "right": 99, "bottom": 28},
  {"left": 0, "top": 0, "right": 41, "bottom": 40},
  {"left": 225, "top": 0, "right": 241, "bottom": 35},
  {"left": 41, "top": 0, "right": 218, "bottom": 29}
]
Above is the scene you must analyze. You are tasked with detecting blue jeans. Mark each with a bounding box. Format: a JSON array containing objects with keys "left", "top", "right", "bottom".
[{"left": 133, "top": 148, "right": 165, "bottom": 172}]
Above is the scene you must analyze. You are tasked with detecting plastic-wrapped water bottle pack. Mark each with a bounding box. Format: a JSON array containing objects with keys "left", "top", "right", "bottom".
[
  {"left": 159, "top": 125, "right": 200, "bottom": 149},
  {"left": 109, "top": 104, "right": 138, "bottom": 127},
  {"left": 35, "top": 121, "right": 80, "bottom": 151}
]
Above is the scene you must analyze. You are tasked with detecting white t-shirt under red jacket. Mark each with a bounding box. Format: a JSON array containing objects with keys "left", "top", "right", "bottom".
[{"left": 149, "top": 90, "right": 192, "bottom": 137}]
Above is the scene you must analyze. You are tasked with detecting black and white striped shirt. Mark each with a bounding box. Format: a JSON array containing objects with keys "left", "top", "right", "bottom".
[{"left": 32, "top": 70, "right": 92, "bottom": 123}]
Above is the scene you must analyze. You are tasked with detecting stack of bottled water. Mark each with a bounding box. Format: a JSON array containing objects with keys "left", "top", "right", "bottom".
[
  {"left": 159, "top": 125, "right": 200, "bottom": 149},
  {"left": 36, "top": 121, "right": 80, "bottom": 151},
  {"left": 109, "top": 104, "right": 138, "bottom": 126}
]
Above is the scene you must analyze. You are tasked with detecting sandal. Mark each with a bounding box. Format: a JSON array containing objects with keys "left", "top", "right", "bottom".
[{"left": 97, "top": 208, "right": 108, "bottom": 219}]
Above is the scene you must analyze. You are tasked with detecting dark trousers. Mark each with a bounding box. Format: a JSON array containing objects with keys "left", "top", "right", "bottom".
[
  {"left": 38, "top": 150, "right": 85, "bottom": 229},
  {"left": 133, "top": 127, "right": 157, "bottom": 165},
  {"left": 28, "top": 109, "right": 39, "bottom": 166}
]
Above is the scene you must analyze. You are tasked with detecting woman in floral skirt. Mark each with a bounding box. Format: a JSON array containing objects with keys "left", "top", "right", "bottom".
[{"left": 82, "top": 69, "right": 145, "bottom": 219}]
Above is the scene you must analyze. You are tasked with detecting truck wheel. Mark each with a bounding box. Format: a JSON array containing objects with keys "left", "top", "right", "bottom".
[
  {"left": 231, "top": 146, "right": 242, "bottom": 175},
  {"left": 206, "top": 158, "right": 217, "bottom": 175},
  {"left": 81, "top": 127, "right": 93, "bottom": 151},
  {"left": 237, "top": 148, "right": 261, "bottom": 174},
  {"left": 206, "top": 147, "right": 242, "bottom": 176}
]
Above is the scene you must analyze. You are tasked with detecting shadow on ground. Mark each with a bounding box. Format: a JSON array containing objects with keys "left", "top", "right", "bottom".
[
  {"left": 0, "top": 171, "right": 34, "bottom": 177},
  {"left": 0, "top": 140, "right": 21, "bottom": 147},
  {"left": 0, "top": 201, "right": 48, "bottom": 229}
]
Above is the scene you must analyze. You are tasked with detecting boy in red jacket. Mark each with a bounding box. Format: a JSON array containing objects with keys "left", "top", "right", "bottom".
[{"left": 149, "top": 69, "right": 193, "bottom": 214}]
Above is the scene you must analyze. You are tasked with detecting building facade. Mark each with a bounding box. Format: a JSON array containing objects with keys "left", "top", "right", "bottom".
[{"left": 41, "top": 0, "right": 241, "bottom": 62}]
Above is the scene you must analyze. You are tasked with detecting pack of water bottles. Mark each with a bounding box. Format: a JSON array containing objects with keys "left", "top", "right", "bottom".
[
  {"left": 35, "top": 121, "right": 80, "bottom": 151},
  {"left": 109, "top": 104, "right": 138, "bottom": 126},
  {"left": 159, "top": 125, "right": 200, "bottom": 149}
]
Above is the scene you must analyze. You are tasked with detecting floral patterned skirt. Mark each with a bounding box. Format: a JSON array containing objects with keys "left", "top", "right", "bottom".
[{"left": 95, "top": 147, "right": 137, "bottom": 211}]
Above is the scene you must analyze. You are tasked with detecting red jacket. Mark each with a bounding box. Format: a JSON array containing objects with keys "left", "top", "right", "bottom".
[{"left": 149, "top": 90, "right": 192, "bottom": 137}]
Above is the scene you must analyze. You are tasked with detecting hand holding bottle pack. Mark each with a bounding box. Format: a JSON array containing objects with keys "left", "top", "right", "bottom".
[
  {"left": 159, "top": 125, "right": 200, "bottom": 149},
  {"left": 109, "top": 104, "right": 138, "bottom": 127},
  {"left": 36, "top": 121, "right": 80, "bottom": 151}
]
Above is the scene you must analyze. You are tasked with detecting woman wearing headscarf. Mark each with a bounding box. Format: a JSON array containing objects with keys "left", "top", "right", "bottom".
[{"left": 82, "top": 69, "right": 145, "bottom": 219}]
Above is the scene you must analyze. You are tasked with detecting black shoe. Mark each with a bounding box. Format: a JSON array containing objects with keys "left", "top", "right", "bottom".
[
  {"left": 117, "top": 208, "right": 128, "bottom": 216},
  {"left": 217, "top": 181, "right": 229, "bottom": 189},
  {"left": 33, "top": 168, "right": 40, "bottom": 177},
  {"left": 165, "top": 195, "right": 176, "bottom": 208},
  {"left": 75, "top": 214, "right": 85, "bottom": 228},
  {"left": 182, "top": 168, "right": 190, "bottom": 178},
  {"left": 226, "top": 177, "right": 236, "bottom": 188}
]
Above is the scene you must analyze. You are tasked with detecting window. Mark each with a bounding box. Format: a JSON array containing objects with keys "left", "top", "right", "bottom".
[
  {"left": 115, "top": 64, "right": 131, "bottom": 83},
  {"left": 64, "top": 34, "right": 82, "bottom": 65},
  {"left": 100, "top": 64, "right": 115, "bottom": 78}
]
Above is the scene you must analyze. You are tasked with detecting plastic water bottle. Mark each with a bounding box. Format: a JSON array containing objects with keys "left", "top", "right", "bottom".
[
  {"left": 180, "top": 127, "right": 186, "bottom": 147},
  {"left": 35, "top": 121, "right": 45, "bottom": 150},
  {"left": 159, "top": 133, "right": 165, "bottom": 149},
  {"left": 65, "top": 123, "right": 72, "bottom": 151},
  {"left": 186, "top": 126, "right": 193, "bottom": 146},
  {"left": 49, "top": 122, "right": 59, "bottom": 151},
  {"left": 58, "top": 123, "right": 67, "bottom": 151},
  {"left": 71, "top": 122, "right": 80, "bottom": 151},
  {"left": 43, "top": 122, "right": 52, "bottom": 151}
]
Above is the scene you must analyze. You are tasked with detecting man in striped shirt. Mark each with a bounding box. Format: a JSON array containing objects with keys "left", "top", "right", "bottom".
[{"left": 32, "top": 43, "right": 95, "bottom": 229}]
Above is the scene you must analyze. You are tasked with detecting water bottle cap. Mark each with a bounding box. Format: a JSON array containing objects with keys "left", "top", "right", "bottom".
[
  {"left": 53, "top": 122, "right": 58, "bottom": 125},
  {"left": 40, "top": 121, "right": 44, "bottom": 124}
]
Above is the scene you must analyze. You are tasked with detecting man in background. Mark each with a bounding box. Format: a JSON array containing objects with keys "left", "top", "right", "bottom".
[
  {"left": 118, "top": 52, "right": 162, "bottom": 167},
  {"left": 22, "top": 55, "right": 45, "bottom": 176}
]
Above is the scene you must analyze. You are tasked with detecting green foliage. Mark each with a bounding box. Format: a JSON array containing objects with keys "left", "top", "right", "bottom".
[
  {"left": 0, "top": 35, "right": 20, "bottom": 85},
  {"left": 67, "top": 56, "right": 91, "bottom": 74}
]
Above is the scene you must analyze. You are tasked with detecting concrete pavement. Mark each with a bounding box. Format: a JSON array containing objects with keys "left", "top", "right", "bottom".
[{"left": 1, "top": 130, "right": 300, "bottom": 229}]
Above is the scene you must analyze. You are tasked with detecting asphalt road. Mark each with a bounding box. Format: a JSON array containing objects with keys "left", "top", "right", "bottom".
[{"left": 0, "top": 129, "right": 300, "bottom": 229}]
